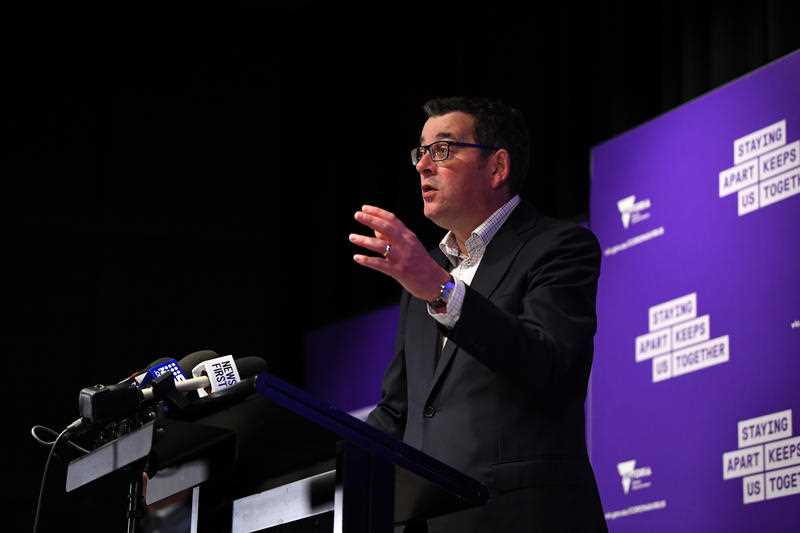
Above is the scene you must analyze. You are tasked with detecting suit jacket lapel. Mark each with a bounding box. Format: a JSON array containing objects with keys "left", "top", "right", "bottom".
[{"left": 426, "top": 200, "right": 541, "bottom": 398}]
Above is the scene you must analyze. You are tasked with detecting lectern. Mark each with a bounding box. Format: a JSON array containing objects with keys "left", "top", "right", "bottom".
[{"left": 66, "top": 371, "right": 488, "bottom": 532}]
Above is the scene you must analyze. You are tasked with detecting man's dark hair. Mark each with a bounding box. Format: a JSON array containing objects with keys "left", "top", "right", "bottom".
[{"left": 422, "top": 96, "right": 530, "bottom": 195}]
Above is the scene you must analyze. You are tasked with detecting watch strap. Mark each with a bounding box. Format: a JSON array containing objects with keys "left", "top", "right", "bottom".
[{"left": 428, "top": 275, "right": 456, "bottom": 309}]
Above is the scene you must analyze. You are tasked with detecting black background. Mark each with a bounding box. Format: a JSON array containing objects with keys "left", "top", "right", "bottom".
[{"left": 5, "top": 2, "right": 798, "bottom": 531}]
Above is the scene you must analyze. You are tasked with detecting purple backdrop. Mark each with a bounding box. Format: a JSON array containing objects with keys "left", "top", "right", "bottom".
[
  {"left": 588, "top": 50, "right": 800, "bottom": 530},
  {"left": 304, "top": 305, "right": 399, "bottom": 416}
]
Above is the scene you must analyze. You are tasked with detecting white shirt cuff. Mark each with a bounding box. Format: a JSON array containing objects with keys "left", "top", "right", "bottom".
[{"left": 427, "top": 277, "right": 465, "bottom": 328}]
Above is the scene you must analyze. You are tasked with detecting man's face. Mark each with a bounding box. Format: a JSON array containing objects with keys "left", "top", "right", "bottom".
[{"left": 416, "top": 111, "right": 492, "bottom": 231}]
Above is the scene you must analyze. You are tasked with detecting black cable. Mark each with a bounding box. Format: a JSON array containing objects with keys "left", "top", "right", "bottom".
[
  {"left": 30, "top": 424, "right": 91, "bottom": 455},
  {"left": 32, "top": 425, "right": 71, "bottom": 533}
]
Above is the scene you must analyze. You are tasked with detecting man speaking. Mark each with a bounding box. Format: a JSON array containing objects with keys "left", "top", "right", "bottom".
[{"left": 349, "top": 97, "right": 607, "bottom": 532}]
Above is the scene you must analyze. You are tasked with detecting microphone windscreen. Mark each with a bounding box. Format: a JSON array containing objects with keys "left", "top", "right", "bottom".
[
  {"left": 178, "top": 349, "right": 219, "bottom": 374},
  {"left": 234, "top": 357, "right": 268, "bottom": 378},
  {"left": 146, "top": 357, "right": 174, "bottom": 369},
  {"left": 170, "top": 357, "right": 267, "bottom": 419}
]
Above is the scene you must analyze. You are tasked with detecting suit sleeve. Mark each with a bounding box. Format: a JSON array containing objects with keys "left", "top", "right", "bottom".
[
  {"left": 446, "top": 224, "right": 601, "bottom": 397},
  {"left": 365, "top": 290, "right": 410, "bottom": 438}
]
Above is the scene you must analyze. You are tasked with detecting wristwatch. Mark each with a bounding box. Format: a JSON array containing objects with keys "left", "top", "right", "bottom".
[{"left": 428, "top": 275, "right": 456, "bottom": 310}]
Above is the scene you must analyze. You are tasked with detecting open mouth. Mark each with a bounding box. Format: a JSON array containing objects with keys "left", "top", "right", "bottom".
[{"left": 422, "top": 185, "right": 437, "bottom": 193}]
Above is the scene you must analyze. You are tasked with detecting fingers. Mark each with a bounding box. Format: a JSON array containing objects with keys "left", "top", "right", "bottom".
[
  {"left": 350, "top": 205, "right": 410, "bottom": 280},
  {"left": 355, "top": 205, "right": 409, "bottom": 241},
  {"left": 349, "top": 233, "right": 388, "bottom": 255},
  {"left": 354, "top": 210, "right": 401, "bottom": 239},
  {"left": 361, "top": 205, "right": 397, "bottom": 221},
  {"left": 353, "top": 254, "right": 392, "bottom": 275}
]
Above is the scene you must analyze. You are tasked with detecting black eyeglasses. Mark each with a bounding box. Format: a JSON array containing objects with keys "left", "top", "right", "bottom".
[{"left": 410, "top": 140, "right": 500, "bottom": 165}]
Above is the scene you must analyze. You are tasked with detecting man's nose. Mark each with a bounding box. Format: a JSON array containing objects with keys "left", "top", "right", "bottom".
[{"left": 415, "top": 151, "right": 436, "bottom": 175}]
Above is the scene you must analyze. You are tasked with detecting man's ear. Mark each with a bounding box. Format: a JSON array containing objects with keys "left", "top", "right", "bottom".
[{"left": 489, "top": 149, "right": 511, "bottom": 190}]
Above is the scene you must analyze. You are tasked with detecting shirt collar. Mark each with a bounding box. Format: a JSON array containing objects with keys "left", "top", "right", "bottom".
[{"left": 439, "top": 194, "right": 521, "bottom": 267}]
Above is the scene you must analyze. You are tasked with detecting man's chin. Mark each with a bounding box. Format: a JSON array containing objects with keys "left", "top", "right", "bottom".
[
  {"left": 422, "top": 201, "right": 438, "bottom": 221},
  {"left": 423, "top": 203, "right": 451, "bottom": 230}
]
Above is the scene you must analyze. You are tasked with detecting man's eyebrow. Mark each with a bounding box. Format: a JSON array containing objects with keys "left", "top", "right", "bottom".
[{"left": 419, "top": 131, "right": 458, "bottom": 144}]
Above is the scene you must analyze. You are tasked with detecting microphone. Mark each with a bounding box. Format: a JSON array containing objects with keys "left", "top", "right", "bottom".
[
  {"left": 177, "top": 349, "right": 219, "bottom": 375},
  {"left": 167, "top": 357, "right": 268, "bottom": 420},
  {"left": 77, "top": 382, "right": 142, "bottom": 425},
  {"left": 76, "top": 353, "right": 217, "bottom": 425},
  {"left": 141, "top": 356, "right": 267, "bottom": 400},
  {"left": 78, "top": 357, "right": 182, "bottom": 424},
  {"left": 74, "top": 352, "right": 267, "bottom": 438},
  {"left": 139, "top": 357, "right": 188, "bottom": 387}
]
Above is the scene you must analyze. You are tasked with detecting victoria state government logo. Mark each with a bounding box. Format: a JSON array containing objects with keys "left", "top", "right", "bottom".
[
  {"left": 617, "top": 459, "right": 653, "bottom": 494},
  {"left": 604, "top": 194, "right": 664, "bottom": 256},
  {"left": 605, "top": 460, "right": 666, "bottom": 521},
  {"left": 616, "top": 195, "right": 651, "bottom": 229}
]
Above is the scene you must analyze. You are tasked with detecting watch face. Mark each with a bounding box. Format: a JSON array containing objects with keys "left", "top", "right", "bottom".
[
  {"left": 442, "top": 278, "right": 456, "bottom": 300},
  {"left": 429, "top": 276, "right": 455, "bottom": 308}
]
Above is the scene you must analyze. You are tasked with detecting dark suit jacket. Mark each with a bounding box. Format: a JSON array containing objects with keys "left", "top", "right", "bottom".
[{"left": 367, "top": 200, "right": 607, "bottom": 533}]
